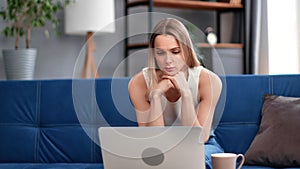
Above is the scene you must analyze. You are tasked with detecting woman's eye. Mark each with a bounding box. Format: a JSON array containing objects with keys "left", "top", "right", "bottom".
[
  {"left": 155, "top": 50, "right": 165, "bottom": 56},
  {"left": 172, "top": 51, "right": 180, "bottom": 55},
  {"left": 172, "top": 49, "right": 181, "bottom": 55},
  {"left": 154, "top": 48, "right": 180, "bottom": 56}
]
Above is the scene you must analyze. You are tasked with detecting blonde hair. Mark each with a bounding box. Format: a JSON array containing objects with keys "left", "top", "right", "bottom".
[{"left": 148, "top": 18, "right": 200, "bottom": 90}]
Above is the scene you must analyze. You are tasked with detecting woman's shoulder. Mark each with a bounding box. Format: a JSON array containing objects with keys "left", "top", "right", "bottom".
[
  {"left": 129, "top": 71, "right": 144, "bottom": 85},
  {"left": 128, "top": 70, "right": 148, "bottom": 91},
  {"left": 198, "top": 67, "right": 222, "bottom": 89}
]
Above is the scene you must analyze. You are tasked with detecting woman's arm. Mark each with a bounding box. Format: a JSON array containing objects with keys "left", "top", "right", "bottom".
[
  {"left": 162, "top": 72, "right": 200, "bottom": 127},
  {"left": 180, "top": 88, "right": 200, "bottom": 126},
  {"left": 196, "top": 69, "right": 222, "bottom": 142},
  {"left": 128, "top": 72, "right": 165, "bottom": 126},
  {"left": 161, "top": 69, "right": 222, "bottom": 142}
]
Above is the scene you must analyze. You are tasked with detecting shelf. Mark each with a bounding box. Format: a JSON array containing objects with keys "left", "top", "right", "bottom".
[
  {"left": 126, "top": 0, "right": 244, "bottom": 51},
  {"left": 127, "top": 0, "right": 243, "bottom": 11},
  {"left": 198, "top": 43, "right": 243, "bottom": 48},
  {"left": 127, "top": 42, "right": 243, "bottom": 50}
]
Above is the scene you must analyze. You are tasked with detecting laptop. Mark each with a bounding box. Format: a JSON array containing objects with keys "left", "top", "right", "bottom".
[{"left": 98, "top": 126, "right": 205, "bottom": 169}]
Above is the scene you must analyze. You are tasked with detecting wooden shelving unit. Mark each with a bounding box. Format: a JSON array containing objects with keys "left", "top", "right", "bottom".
[
  {"left": 125, "top": 0, "right": 245, "bottom": 74},
  {"left": 128, "top": 42, "right": 244, "bottom": 50},
  {"left": 199, "top": 43, "right": 243, "bottom": 48},
  {"left": 127, "top": 0, "right": 243, "bottom": 10}
]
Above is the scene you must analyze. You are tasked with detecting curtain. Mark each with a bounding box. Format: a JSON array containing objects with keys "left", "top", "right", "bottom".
[{"left": 244, "top": 0, "right": 268, "bottom": 74}]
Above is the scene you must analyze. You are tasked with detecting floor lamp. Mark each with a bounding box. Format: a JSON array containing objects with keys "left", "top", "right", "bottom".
[{"left": 65, "top": 0, "right": 115, "bottom": 78}]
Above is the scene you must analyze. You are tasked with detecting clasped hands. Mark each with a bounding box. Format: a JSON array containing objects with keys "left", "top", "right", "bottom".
[{"left": 149, "top": 71, "right": 191, "bottom": 101}]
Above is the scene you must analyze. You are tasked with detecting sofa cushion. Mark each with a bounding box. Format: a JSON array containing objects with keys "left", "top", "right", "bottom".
[
  {"left": 245, "top": 94, "right": 300, "bottom": 167},
  {"left": 214, "top": 75, "right": 270, "bottom": 154}
]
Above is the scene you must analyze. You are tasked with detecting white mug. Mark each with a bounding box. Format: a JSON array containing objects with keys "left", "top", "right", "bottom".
[{"left": 211, "top": 153, "right": 245, "bottom": 169}]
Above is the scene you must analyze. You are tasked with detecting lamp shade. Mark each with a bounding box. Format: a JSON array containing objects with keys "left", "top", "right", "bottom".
[{"left": 65, "top": 0, "right": 115, "bottom": 35}]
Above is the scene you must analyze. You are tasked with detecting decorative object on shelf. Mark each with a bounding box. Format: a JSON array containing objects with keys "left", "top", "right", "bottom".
[
  {"left": 205, "top": 27, "right": 218, "bottom": 45},
  {"left": 65, "top": 0, "right": 115, "bottom": 78},
  {"left": 0, "top": 0, "right": 70, "bottom": 80}
]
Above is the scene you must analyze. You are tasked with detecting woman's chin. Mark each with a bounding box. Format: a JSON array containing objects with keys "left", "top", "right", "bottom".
[{"left": 163, "top": 70, "right": 178, "bottom": 76}]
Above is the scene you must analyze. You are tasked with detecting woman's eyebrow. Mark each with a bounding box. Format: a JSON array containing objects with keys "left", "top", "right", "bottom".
[
  {"left": 154, "top": 47, "right": 180, "bottom": 51},
  {"left": 170, "top": 47, "right": 180, "bottom": 50}
]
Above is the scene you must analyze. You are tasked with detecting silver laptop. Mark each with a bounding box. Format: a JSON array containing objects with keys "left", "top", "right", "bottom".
[{"left": 98, "top": 126, "right": 205, "bottom": 169}]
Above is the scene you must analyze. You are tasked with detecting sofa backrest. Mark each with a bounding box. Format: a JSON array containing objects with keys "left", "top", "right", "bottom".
[
  {"left": 214, "top": 74, "right": 300, "bottom": 154},
  {"left": 0, "top": 78, "right": 137, "bottom": 163},
  {"left": 1, "top": 75, "right": 300, "bottom": 163}
]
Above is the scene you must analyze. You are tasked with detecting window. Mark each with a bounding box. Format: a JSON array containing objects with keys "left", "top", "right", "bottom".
[{"left": 267, "top": 0, "right": 300, "bottom": 74}]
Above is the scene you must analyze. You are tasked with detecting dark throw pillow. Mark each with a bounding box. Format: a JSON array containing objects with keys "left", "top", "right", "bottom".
[{"left": 245, "top": 94, "right": 300, "bottom": 167}]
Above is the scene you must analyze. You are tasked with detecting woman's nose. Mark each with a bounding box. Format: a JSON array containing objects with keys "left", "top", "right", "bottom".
[{"left": 165, "top": 52, "right": 173, "bottom": 64}]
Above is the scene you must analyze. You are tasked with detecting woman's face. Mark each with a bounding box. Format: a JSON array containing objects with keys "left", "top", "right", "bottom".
[{"left": 153, "top": 35, "right": 186, "bottom": 76}]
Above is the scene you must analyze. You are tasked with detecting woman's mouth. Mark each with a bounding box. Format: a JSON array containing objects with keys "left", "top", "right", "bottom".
[{"left": 165, "top": 67, "right": 176, "bottom": 72}]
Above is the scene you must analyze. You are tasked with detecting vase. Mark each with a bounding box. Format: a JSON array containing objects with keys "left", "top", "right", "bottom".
[{"left": 2, "top": 48, "right": 37, "bottom": 80}]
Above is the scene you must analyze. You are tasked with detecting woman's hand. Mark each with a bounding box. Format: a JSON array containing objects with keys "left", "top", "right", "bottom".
[
  {"left": 157, "top": 78, "right": 174, "bottom": 93},
  {"left": 161, "top": 71, "right": 190, "bottom": 95}
]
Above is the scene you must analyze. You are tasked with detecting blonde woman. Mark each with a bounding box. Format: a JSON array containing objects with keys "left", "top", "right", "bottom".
[{"left": 128, "top": 18, "right": 224, "bottom": 169}]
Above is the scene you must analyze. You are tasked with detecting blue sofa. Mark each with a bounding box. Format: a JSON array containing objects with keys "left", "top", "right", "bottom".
[{"left": 0, "top": 74, "right": 299, "bottom": 169}]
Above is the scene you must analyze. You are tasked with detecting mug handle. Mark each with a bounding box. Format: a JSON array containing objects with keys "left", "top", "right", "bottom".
[{"left": 236, "top": 154, "right": 245, "bottom": 169}]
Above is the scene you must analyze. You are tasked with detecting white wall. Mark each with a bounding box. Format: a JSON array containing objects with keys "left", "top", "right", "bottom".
[
  {"left": 267, "top": 0, "right": 300, "bottom": 74},
  {"left": 298, "top": 0, "right": 300, "bottom": 73}
]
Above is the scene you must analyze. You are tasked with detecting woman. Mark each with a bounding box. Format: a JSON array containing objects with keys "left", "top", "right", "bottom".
[{"left": 128, "top": 18, "right": 224, "bottom": 169}]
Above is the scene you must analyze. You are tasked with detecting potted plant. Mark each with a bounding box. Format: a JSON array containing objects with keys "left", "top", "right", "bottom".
[{"left": 0, "top": 0, "right": 71, "bottom": 80}]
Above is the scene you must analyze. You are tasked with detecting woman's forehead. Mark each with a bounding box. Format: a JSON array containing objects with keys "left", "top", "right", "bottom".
[{"left": 154, "top": 35, "right": 179, "bottom": 49}]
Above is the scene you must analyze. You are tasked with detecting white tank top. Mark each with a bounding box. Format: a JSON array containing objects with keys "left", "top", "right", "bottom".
[{"left": 142, "top": 66, "right": 203, "bottom": 126}]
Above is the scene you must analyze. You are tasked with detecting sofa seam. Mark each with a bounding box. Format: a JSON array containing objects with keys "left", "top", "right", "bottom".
[
  {"left": 92, "top": 91, "right": 97, "bottom": 163},
  {"left": 270, "top": 76, "right": 273, "bottom": 94},
  {"left": 35, "top": 81, "right": 41, "bottom": 163},
  {"left": 218, "top": 122, "right": 259, "bottom": 125},
  {"left": 92, "top": 129, "right": 96, "bottom": 163}
]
